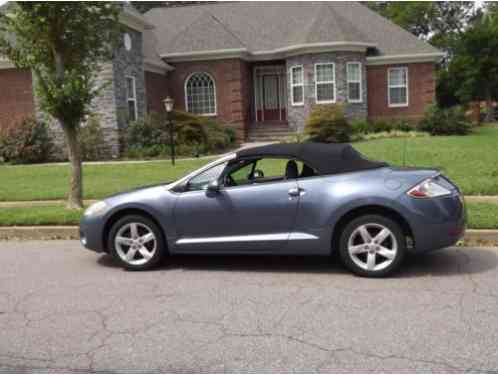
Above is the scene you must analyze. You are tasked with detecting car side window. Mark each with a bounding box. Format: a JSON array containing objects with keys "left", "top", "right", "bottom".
[
  {"left": 229, "top": 161, "right": 255, "bottom": 186},
  {"left": 187, "top": 162, "right": 228, "bottom": 191},
  {"left": 224, "top": 157, "right": 316, "bottom": 187},
  {"left": 255, "top": 158, "right": 303, "bottom": 179}
]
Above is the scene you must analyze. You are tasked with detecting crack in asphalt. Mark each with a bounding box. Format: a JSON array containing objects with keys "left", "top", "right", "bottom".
[{"left": 1, "top": 244, "right": 498, "bottom": 372}]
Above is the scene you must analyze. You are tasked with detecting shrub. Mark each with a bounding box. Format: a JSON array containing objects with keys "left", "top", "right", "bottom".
[
  {"left": 370, "top": 119, "right": 394, "bottom": 133},
  {"left": 305, "top": 104, "right": 351, "bottom": 143},
  {"left": 350, "top": 119, "right": 370, "bottom": 134},
  {"left": 419, "top": 105, "right": 472, "bottom": 135},
  {"left": 0, "top": 117, "right": 53, "bottom": 164},
  {"left": 79, "top": 115, "right": 110, "bottom": 161},
  {"left": 392, "top": 119, "right": 413, "bottom": 132},
  {"left": 122, "top": 111, "right": 236, "bottom": 158}
]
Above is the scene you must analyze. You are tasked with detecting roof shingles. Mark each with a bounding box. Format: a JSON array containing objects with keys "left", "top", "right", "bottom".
[{"left": 144, "top": 1, "right": 441, "bottom": 59}]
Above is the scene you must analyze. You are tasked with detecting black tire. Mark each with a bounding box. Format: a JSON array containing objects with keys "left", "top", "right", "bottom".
[
  {"left": 107, "top": 214, "right": 166, "bottom": 271},
  {"left": 339, "top": 214, "right": 406, "bottom": 277}
]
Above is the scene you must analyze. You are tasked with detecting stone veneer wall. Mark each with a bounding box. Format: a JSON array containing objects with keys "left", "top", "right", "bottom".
[
  {"left": 112, "top": 27, "right": 146, "bottom": 130},
  {"left": 285, "top": 52, "right": 367, "bottom": 132}
]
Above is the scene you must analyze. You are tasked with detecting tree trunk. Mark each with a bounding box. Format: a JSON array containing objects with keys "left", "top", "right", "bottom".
[
  {"left": 484, "top": 91, "right": 496, "bottom": 123},
  {"left": 62, "top": 124, "right": 83, "bottom": 209}
]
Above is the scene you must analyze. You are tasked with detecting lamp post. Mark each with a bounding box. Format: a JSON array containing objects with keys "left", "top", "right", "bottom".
[{"left": 163, "top": 96, "right": 175, "bottom": 166}]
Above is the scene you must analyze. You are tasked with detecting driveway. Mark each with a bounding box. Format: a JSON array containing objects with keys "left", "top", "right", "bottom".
[{"left": 1, "top": 241, "right": 497, "bottom": 372}]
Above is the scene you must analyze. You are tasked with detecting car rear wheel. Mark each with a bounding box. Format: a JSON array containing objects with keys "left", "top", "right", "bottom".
[
  {"left": 108, "top": 215, "right": 166, "bottom": 271},
  {"left": 339, "top": 215, "right": 406, "bottom": 277}
]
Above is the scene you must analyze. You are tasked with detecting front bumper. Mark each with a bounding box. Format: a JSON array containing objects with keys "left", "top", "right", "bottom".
[{"left": 80, "top": 214, "right": 107, "bottom": 253}]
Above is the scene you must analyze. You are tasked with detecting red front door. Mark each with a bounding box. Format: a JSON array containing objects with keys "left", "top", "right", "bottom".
[{"left": 255, "top": 67, "right": 287, "bottom": 123}]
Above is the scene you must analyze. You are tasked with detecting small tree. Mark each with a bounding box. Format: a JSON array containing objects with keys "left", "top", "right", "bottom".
[{"left": 0, "top": 3, "right": 121, "bottom": 208}]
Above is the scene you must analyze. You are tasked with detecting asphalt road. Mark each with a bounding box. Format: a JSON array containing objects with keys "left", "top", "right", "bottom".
[{"left": 1, "top": 241, "right": 498, "bottom": 373}]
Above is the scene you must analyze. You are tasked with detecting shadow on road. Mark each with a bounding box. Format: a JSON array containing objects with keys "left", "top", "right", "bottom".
[{"left": 97, "top": 247, "right": 497, "bottom": 278}]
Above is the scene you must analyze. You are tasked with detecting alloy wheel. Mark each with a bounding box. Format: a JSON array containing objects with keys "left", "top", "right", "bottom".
[
  {"left": 347, "top": 223, "right": 398, "bottom": 272},
  {"left": 114, "top": 222, "right": 157, "bottom": 266}
]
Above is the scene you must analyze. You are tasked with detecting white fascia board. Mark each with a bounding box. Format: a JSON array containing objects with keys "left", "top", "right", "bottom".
[
  {"left": 366, "top": 52, "right": 446, "bottom": 66},
  {"left": 252, "top": 41, "right": 377, "bottom": 57},
  {"left": 160, "top": 42, "right": 375, "bottom": 63},
  {"left": 160, "top": 48, "right": 249, "bottom": 62},
  {"left": 144, "top": 59, "right": 174, "bottom": 74}
]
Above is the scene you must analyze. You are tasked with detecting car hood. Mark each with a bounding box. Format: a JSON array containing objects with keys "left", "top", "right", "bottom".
[{"left": 104, "top": 182, "right": 174, "bottom": 203}]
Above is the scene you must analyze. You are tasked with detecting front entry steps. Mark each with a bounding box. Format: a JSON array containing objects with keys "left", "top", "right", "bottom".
[{"left": 247, "top": 124, "right": 297, "bottom": 142}]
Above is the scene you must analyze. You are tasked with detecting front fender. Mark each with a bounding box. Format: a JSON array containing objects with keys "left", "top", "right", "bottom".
[{"left": 102, "top": 202, "right": 175, "bottom": 250}]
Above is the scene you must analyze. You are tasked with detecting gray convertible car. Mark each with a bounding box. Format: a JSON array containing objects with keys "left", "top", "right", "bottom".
[{"left": 80, "top": 143, "right": 465, "bottom": 277}]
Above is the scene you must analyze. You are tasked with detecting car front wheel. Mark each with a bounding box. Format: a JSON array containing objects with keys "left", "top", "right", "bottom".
[
  {"left": 339, "top": 215, "right": 406, "bottom": 277},
  {"left": 108, "top": 215, "right": 165, "bottom": 271}
]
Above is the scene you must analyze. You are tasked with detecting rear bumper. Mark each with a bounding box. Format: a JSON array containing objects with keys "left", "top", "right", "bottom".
[
  {"left": 403, "top": 193, "right": 466, "bottom": 253},
  {"left": 79, "top": 215, "right": 106, "bottom": 253}
]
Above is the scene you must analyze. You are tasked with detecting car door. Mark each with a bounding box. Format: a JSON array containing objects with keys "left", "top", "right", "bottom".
[{"left": 173, "top": 158, "right": 300, "bottom": 252}]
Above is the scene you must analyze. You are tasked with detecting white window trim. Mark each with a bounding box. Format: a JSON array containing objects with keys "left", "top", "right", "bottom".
[
  {"left": 126, "top": 76, "right": 138, "bottom": 121},
  {"left": 184, "top": 72, "right": 217, "bottom": 116},
  {"left": 387, "top": 67, "right": 409, "bottom": 108},
  {"left": 314, "top": 63, "right": 336, "bottom": 104},
  {"left": 290, "top": 65, "right": 304, "bottom": 106},
  {"left": 346, "top": 62, "right": 363, "bottom": 103}
]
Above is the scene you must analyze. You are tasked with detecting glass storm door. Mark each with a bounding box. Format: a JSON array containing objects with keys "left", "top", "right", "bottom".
[{"left": 255, "top": 66, "right": 287, "bottom": 122}]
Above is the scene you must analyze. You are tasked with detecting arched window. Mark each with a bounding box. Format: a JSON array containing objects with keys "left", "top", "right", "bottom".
[{"left": 184, "top": 72, "right": 217, "bottom": 115}]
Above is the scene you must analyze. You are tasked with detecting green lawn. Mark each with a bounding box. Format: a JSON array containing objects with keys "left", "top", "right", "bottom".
[
  {"left": 355, "top": 125, "right": 498, "bottom": 196},
  {"left": 0, "top": 158, "right": 214, "bottom": 202},
  {"left": 0, "top": 125, "right": 497, "bottom": 201},
  {"left": 0, "top": 202, "right": 496, "bottom": 229}
]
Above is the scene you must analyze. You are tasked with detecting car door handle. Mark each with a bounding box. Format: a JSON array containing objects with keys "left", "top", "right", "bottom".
[{"left": 288, "top": 187, "right": 304, "bottom": 197}]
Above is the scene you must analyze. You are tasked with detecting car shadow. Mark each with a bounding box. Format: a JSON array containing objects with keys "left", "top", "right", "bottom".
[{"left": 97, "top": 247, "right": 497, "bottom": 278}]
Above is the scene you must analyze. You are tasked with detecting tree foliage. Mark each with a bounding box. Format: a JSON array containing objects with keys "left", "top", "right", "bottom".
[
  {"left": 446, "top": 12, "right": 498, "bottom": 120},
  {"left": 365, "top": 2, "right": 480, "bottom": 54},
  {"left": 0, "top": 3, "right": 122, "bottom": 207}
]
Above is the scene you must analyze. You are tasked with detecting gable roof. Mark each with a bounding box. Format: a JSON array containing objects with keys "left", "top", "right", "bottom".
[{"left": 144, "top": 2, "right": 443, "bottom": 63}]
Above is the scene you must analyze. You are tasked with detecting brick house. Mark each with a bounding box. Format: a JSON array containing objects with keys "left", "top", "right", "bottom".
[{"left": 0, "top": 2, "right": 443, "bottom": 155}]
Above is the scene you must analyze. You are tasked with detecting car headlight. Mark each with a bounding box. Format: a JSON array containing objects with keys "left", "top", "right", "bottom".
[
  {"left": 84, "top": 201, "right": 110, "bottom": 217},
  {"left": 407, "top": 178, "right": 452, "bottom": 199}
]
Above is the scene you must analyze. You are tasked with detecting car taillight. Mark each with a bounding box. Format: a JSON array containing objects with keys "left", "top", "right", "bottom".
[{"left": 407, "top": 178, "right": 452, "bottom": 199}]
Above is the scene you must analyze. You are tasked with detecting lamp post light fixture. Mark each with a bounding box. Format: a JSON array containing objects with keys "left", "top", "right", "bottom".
[{"left": 163, "top": 96, "right": 175, "bottom": 166}]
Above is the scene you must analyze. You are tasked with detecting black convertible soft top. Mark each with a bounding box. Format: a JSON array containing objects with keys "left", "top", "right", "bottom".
[{"left": 236, "top": 143, "right": 387, "bottom": 175}]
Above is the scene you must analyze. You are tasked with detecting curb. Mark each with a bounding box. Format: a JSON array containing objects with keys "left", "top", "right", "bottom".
[{"left": 1, "top": 227, "right": 497, "bottom": 246}]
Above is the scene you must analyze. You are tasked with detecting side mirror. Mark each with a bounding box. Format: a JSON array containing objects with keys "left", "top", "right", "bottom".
[
  {"left": 207, "top": 180, "right": 220, "bottom": 192},
  {"left": 253, "top": 169, "right": 265, "bottom": 179}
]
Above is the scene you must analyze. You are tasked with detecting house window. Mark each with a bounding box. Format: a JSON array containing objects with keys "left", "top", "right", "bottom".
[
  {"left": 185, "top": 72, "right": 216, "bottom": 115},
  {"left": 290, "top": 66, "right": 304, "bottom": 106},
  {"left": 126, "top": 76, "right": 137, "bottom": 122},
  {"left": 388, "top": 67, "right": 409, "bottom": 107},
  {"left": 315, "top": 63, "right": 336, "bottom": 104},
  {"left": 347, "top": 62, "right": 362, "bottom": 103}
]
